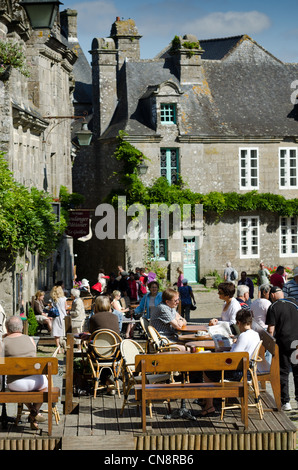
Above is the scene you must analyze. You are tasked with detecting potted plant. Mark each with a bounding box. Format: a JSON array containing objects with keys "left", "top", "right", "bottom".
[{"left": 0, "top": 41, "right": 30, "bottom": 79}]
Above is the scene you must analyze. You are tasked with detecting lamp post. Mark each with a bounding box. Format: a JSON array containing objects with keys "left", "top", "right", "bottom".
[{"left": 19, "top": 0, "right": 63, "bottom": 29}]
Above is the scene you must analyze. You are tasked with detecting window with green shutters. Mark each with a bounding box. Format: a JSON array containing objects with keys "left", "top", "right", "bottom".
[{"left": 160, "top": 148, "right": 179, "bottom": 184}]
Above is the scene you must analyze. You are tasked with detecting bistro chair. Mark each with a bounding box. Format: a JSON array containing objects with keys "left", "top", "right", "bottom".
[
  {"left": 147, "top": 325, "right": 181, "bottom": 353},
  {"left": 221, "top": 340, "right": 264, "bottom": 420},
  {"left": 84, "top": 329, "right": 122, "bottom": 398},
  {"left": 139, "top": 317, "right": 151, "bottom": 351},
  {"left": 119, "top": 339, "right": 171, "bottom": 417}
]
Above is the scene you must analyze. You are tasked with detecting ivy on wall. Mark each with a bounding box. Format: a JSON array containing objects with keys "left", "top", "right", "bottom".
[
  {"left": 107, "top": 132, "right": 298, "bottom": 218},
  {"left": 0, "top": 153, "right": 83, "bottom": 260}
]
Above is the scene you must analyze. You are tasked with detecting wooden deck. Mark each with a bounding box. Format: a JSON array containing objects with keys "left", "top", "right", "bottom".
[
  {"left": 0, "top": 332, "right": 297, "bottom": 451},
  {"left": 0, "top": 388, "right": 296, "bottom": 450}
]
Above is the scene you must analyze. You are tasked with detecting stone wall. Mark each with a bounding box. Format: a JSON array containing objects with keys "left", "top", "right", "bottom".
[{"left": 0, "top": 6, "right": 76, "bottom": 314}]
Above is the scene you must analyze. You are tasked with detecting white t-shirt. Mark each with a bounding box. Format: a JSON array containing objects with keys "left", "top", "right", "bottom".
[
  {"left": 250, "top": 298, "right": 271, "bottom": 329},
  {"left": 221, "top": 297, "right": 241, "bottom": 324},
  {"left": 231, "top": 329, "right": 260, "bottom": 359}
]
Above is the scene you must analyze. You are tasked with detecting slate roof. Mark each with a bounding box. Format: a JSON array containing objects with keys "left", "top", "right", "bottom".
[
  {"left": 102, "top": 37, "right": 298, "bottom": 139},
  {"left": 200, "top": 36, "right": 244, "bottom": 60},
  {"left": 60, "top": 34, "right": 92, "bottom": 105}
]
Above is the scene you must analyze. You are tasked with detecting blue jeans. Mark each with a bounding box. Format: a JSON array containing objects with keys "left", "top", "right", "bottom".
[{"left": 112, "top": 310, "right": 123, "bottom": 331}]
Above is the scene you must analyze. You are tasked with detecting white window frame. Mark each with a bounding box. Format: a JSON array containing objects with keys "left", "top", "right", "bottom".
[
  {"left": 279, "top": 147, "right": 298, "bottom": 189},
  {"left": 280, "top": 216, "right": 298, "bottom": 257},
  {"left": 239, "top": 148, "right": 259, "bottom": 189},
  {"left": 239, "top": 216, "right": 260, "bottom": 259}
]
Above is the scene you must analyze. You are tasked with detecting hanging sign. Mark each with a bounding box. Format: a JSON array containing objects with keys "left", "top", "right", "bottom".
[{"left": 65, "top": 210, "right": 90, "bottom": 238}]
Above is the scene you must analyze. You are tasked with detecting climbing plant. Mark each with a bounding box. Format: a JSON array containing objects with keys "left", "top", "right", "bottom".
[
  {"left": 0, "top": 153, "right": 67, "bottom": 259},
  {"left": 107, "top": 132, "right": 298, "bottom": 218}
]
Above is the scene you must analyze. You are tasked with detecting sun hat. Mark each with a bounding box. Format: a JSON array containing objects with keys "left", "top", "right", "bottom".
[{"left": 81, "top": 278, "right": 89, "bottom": 287}]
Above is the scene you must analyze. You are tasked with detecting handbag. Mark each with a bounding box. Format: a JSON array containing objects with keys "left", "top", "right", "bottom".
[
  {"left": 190, "top": 301, "right": 197, "bottom": 311},
  {"left": 48, "top": 306, "right": 59, "bottom": 318}
]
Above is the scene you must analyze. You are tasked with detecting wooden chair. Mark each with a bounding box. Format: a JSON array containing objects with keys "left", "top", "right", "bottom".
[
  {"left": 84, "top": 329, "right": 122, "bottom": 398},
  {"left": 221, "top": 341, "right": 264, "bottom": 420},
  {"left": 0, "top": 357, "right": 60, "bottom": 436},
  {"left": 119, "top": 339, "right": 171, "bottom": 417},
  {"left": 16, "top": 346, "right": 61, "bottom": 425}
]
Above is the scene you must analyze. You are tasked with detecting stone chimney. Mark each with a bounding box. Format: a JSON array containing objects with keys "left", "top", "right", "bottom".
[
  {"left": 172, "top": 34, "right": 204, "bottom": 84},
  {"left": 90, "top": 37, "right": 118, "bottom": 137},
  {"left": 60, "top": 9, "right": 78, "bottom": 42},
  {"left": 110, "top": 17, "right": 142, "bottom": 69}
]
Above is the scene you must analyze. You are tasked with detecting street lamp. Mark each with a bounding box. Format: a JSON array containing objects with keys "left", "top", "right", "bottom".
[
  {"left": 138, "top": 158, "right": 148, "bottom": 175},
  {"left": 43, "top": 114, "right": 93, "bottom": 146},
  {"left": 19, "top": 0, "right": 63, "bottom": 30},
  {"left": 75, "top": 122, "right": 93, "bottom": 146}
]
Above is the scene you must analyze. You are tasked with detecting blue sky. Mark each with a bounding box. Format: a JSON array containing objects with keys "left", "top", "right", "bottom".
[{"left": 60, "top": 0, "right": 298, "bottom": 63}]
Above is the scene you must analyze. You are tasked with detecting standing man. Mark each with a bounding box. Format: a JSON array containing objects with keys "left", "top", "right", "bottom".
[
  {"left": 266, "top": 286, "right": 298, "bottom": 411},
  {"left": 238, "top": 271, "right": 254, "bottom": 305},
  {"left": 257, "top": 262, "right": 270, "bottom": 287},
  {"left": 178, "top": 278, "right": 196, "bottom": 321},
  {"left": 224, "top": 261, "right": 238, "bottom": 284},
  {"left": 283, "top": 267, "right": 298, "bottom": 301},
  {"left": 270, "top": 266, "right": 285, "bottom": 289}
]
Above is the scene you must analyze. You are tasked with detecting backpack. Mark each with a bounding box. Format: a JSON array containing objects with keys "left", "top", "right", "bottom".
[{"left": 230, "top": 270, "right": 236, "bottom": 281}]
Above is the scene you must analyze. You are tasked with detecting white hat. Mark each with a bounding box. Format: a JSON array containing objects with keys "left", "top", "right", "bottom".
[
  {"left": 293, "top": 267, "right": 298, "bottom": 277},
  {"left": 81, "top": 278, "right": 89, "bottom": 287}
]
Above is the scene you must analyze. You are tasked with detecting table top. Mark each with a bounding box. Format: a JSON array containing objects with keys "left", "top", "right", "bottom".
[
  {"left": 177, "top": 324, "right": 208, "bottom": 333},
  {"left": 184, "top": 340, "right": 215, "bottom": 351},
  {"left": 178, "top": 333, "right": 212, "bottom": 342}
]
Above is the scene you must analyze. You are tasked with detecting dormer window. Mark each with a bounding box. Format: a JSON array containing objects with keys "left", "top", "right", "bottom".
[{"left": 161, "top": 103, "right": 176, "bottom": 124}]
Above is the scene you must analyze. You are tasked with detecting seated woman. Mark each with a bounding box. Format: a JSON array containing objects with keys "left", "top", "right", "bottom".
[
  {"left": 2, "top": 316, "right": 48, "bottom": 430},
  {"left": 209, "top": 282, "right": 241, "bottom": 326},
  {"left": 200, "top": 309, "right": 260, "bottom": 417},
  {"left": 33, "top": 290, "right": 52, "bottom": 332},
  {"left": 134, "top": 280, "right": 162, "bottom": 320},
  {"left": 88, "top": 296, "right": 120, "bottom": 395},
  {"left": 69, "top": 288, "right": 86, "bottom": 351},
  {"left": 89, "top": 295, "right": 120, "bottom": 334},
  {"left": 150, "top": 287, "right": 187, "bottom": 350},
  {"left": 111, "top": 290, "right": 134, "bottom": 338}
]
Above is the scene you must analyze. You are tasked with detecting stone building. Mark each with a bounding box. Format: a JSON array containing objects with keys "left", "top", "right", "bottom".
[
  {"left": 0, "top": 2, "right": 77, "bottom": 314},
  {"left": 71, "top": 17, "right": 298, "bottom": 285}
]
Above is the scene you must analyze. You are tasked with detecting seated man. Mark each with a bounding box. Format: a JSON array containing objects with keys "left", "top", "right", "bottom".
[
  {"left": 236, "top": 285, "right": 250, "bottom": 309},
  {"left": 150, "top": 287, "right": 186, "bottom": 350},
  {"left": 200, "top": 309, "right": 260, "bottom": 417}
]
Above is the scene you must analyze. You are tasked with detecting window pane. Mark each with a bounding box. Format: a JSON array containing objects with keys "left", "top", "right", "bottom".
[
  {"left": 240, "top": 216, "right": 259, "bottom": 258},
  {"left": 280, "top": 148, "right": 298, "bottom": 187},
  {"left": 240, "top": 149, "right": 258, "bottom": 188},
  {"left": 280, "top": 216, "right": 298, "bottom": 256},
  {"left": 161, "top": 104, "right": 176, "bottom": 124},
  {"left": 160, "top": 148, "right": 179, "bottom": 185}
]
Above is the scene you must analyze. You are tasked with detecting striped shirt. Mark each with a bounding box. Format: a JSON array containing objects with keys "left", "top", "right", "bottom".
[
  {"left": 283, "top": 279, "right": 298, "bottom": 301},
  {"left": 150, "top": 302, "right": 177, "bottom": 340}
]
